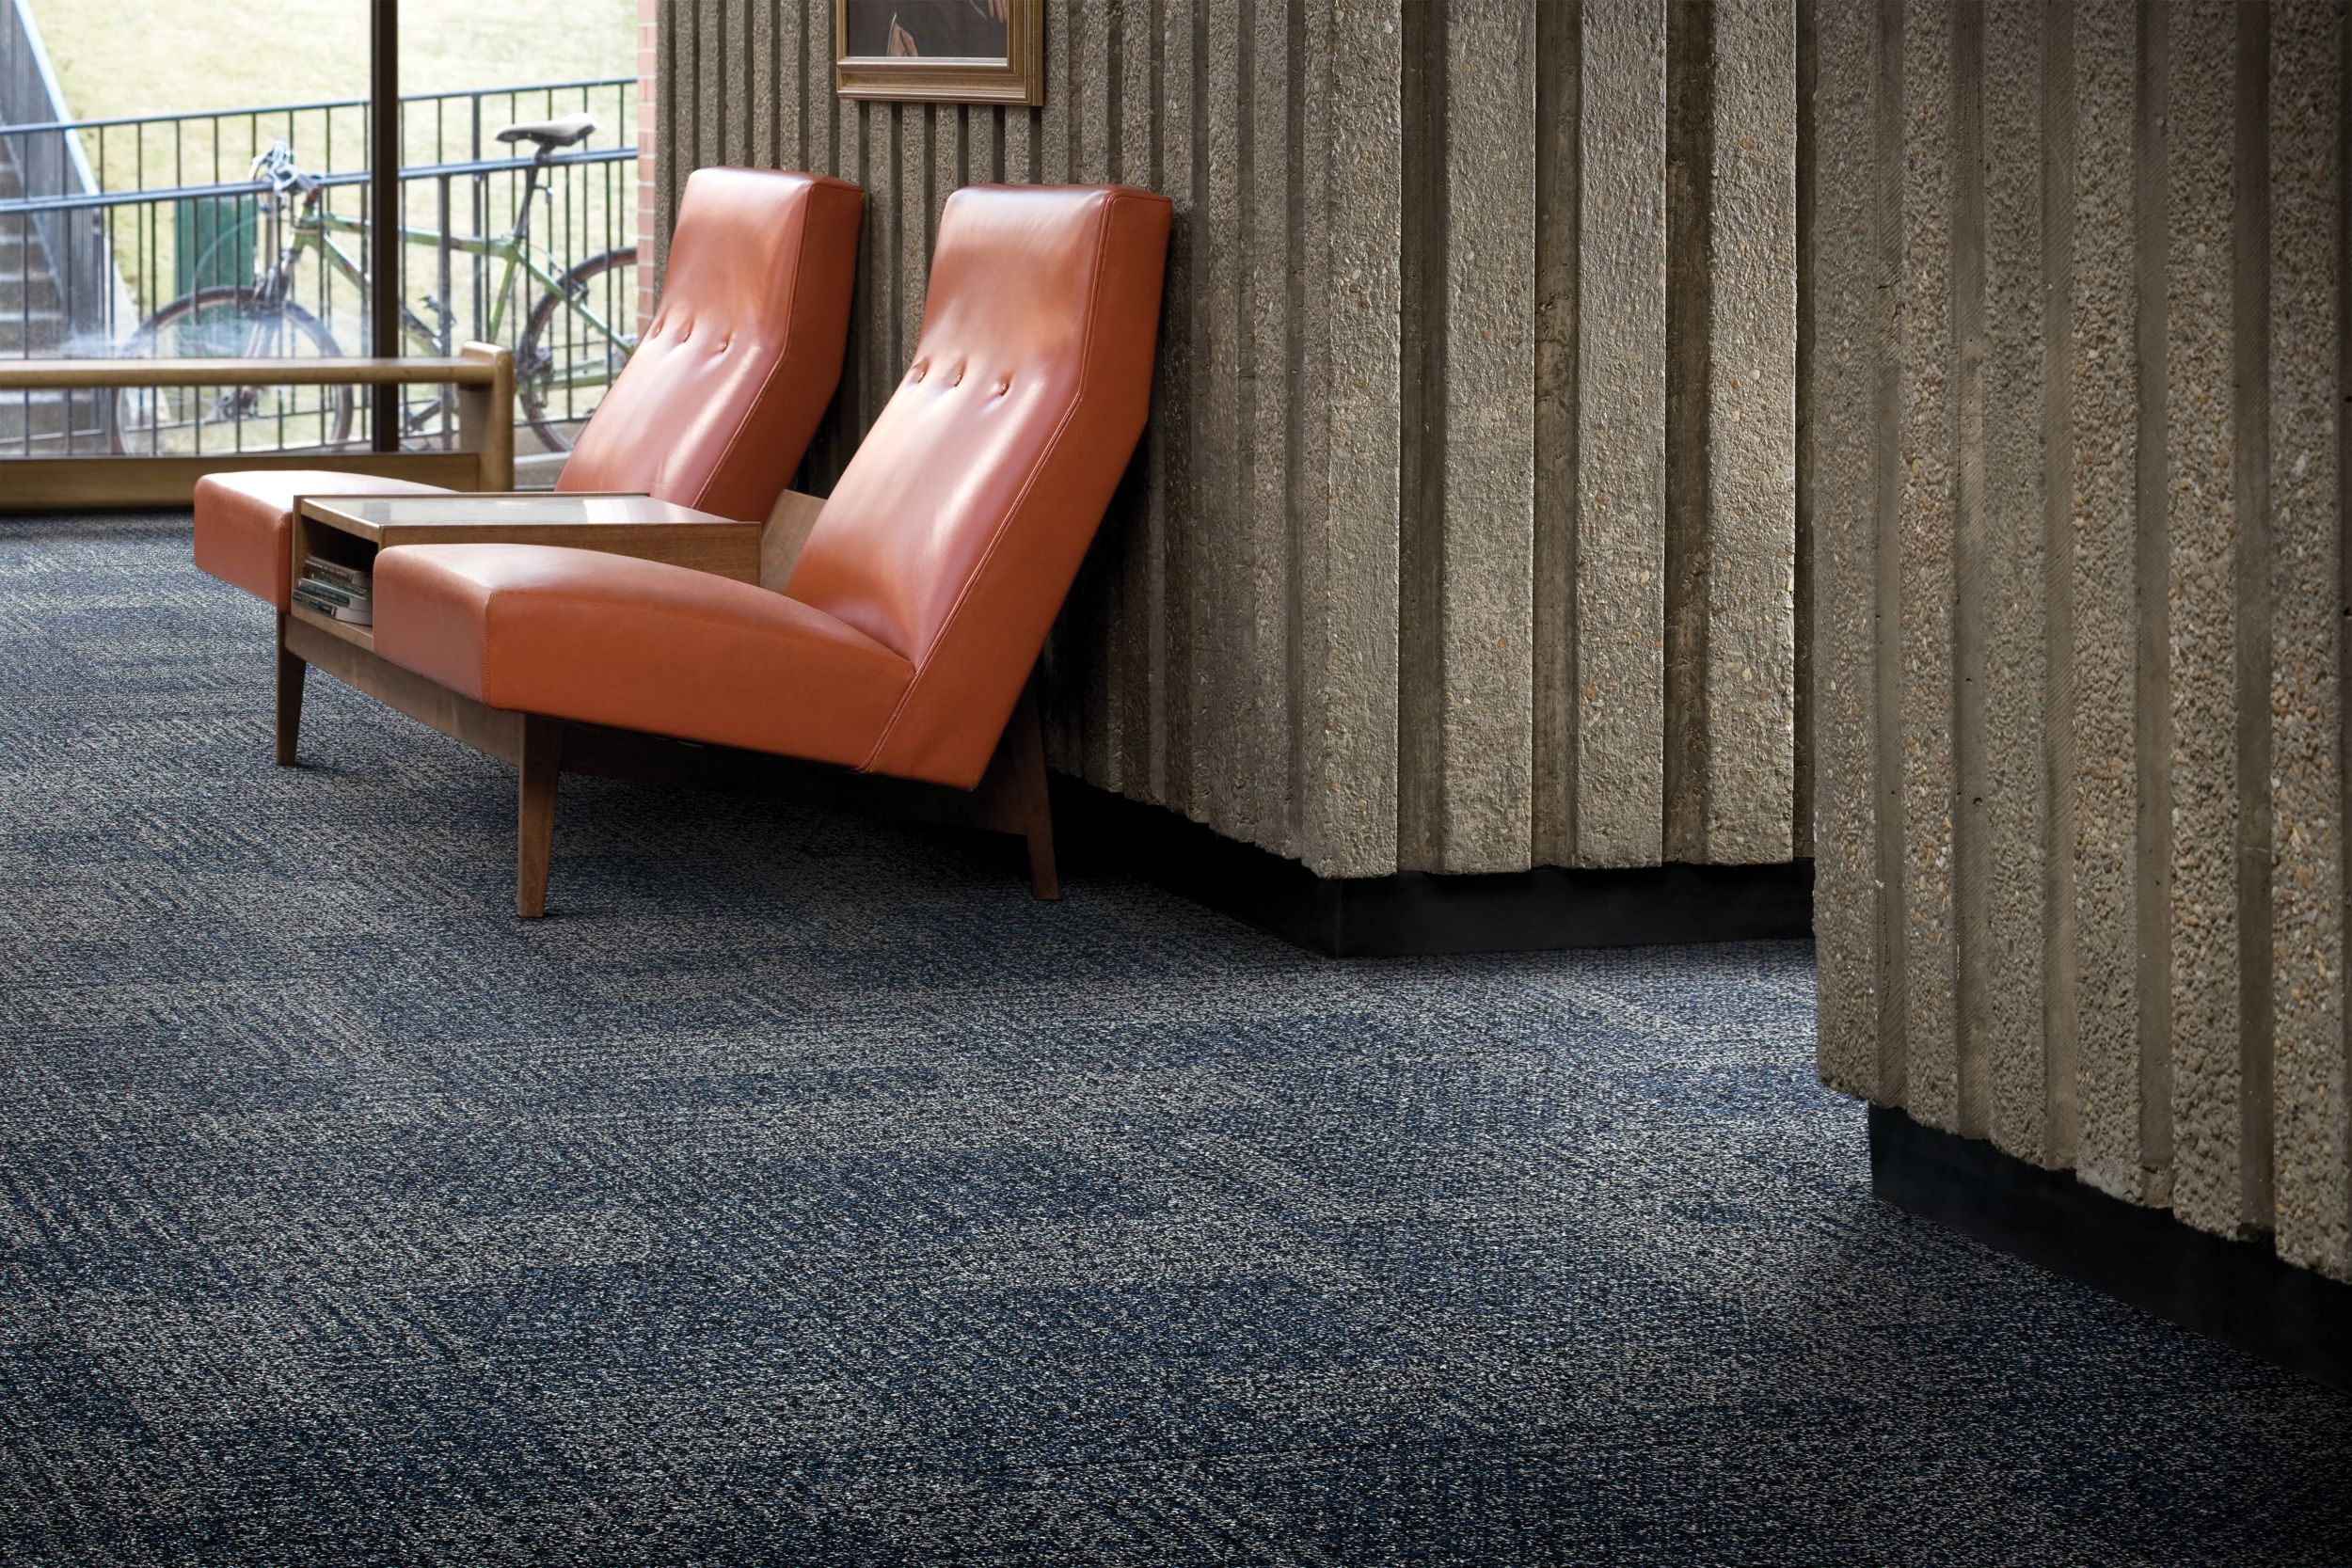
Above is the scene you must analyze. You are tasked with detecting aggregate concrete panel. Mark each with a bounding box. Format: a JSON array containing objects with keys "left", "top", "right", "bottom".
[
  {"left": 1037, "top": 10, "right": 1081, "bottom": 771},
  {"left": 1299, "top": 0, "right": 1404, "bottom": 879},
  {"left": 1898, "top": 0, "right": 1960, "bottom": 1134},
  {"left": 1980, "top": 0, "right": 2060, "bottom": 1166},
  {"left": 650, "top": 2, "right": 679, "bottom": 285},
  {"left": 1195, "top": 0, "right": 1248, "bottom": 842},
  {"left": 1790, "top": 0, "right": 1817, "bottom": 866},
  {"left": 716, "top": 0, "right": 748, "bottom": 167},
  {"left": 666, "top": 0, "right": 1804, "bottom": 882},
  {"left": 898, "top": 106, "right": 929, "bottom": 373},
  {"left": 1410, "top": 0, "right": 1537, "bottom": 874},
  {"left": 1574, "top": 0, "right": 1668, "bottom": 868},
  {"left": 2267, "top": 0, "right": 2347, "bottom": 1281},
  {"left": 798, "top": 0, "right": 846, "bottom": 483},
  {"left": 1701, "top": 0, "right": 1798, "bottom": 864},
  {"left": 932, "top": 103, "right": 961, "bottom": 311},
  {"left": 1155, "top": 0, "right": 1200, "bottom": 816},
  {"left": 1073, "top": 0, "right": 1125, "bottom": 787},
  {"left": 1802, "top": 0, "right": 1884, "bottom": 1100},
  {"left": 1004, "top": 94, "right": 1033, "bottom": 185},
  {"left": 697, "top": 5, "right": 724, "bottom": 172},
  {"left": 1662, "top": 0, "right": 1710, "bottom": 865},
  {"left": 1284, "top": 0, "right": 1328, "bottom": 856},
  {"left": 1081, "top": 0, "right": 1114, "bottom": 181},
  {"left": 1116, "top": 0, "right": 1164, "bottom": 801},
  {"left": 1948, "top": 2, "right": 1990, "bottom": 1142},
  {"left": 861, "top": 104, "right": 894, "bottom": 425},
  {"left": 1243, "top": 0, "right": 1295, "bottom": 851},
  {"left": 2068, "top": 0, "right": 2156, "bottom": 1205},
  {"left": 746, "top": 0, "right": 777, "bottom": 168},
  {"left": 2162, "top": 0, "right": 2245, "bottom": 1240},
  {"left": 803, "top": 3, "right": 833, "bottom": 176},
  {"left": 766, "top": 0, "right": 801, "bottom": 171},
  {"left": 2227, "top": 4, "right": 2275, "bottom": 1239},
  {"left": 1049, "top": 0, "right": 1077, "bottom": 181},
  {"left": 1795, "top": 0, "right": 2346, "bottom": 1263},
  {"left": 1533, "top": 0, "right": 1580, "bottom": 868}
]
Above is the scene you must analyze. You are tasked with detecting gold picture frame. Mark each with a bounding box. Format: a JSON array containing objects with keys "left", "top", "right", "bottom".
[{"left": 834, "top": 0, "right": 1044, "bottom": 106}]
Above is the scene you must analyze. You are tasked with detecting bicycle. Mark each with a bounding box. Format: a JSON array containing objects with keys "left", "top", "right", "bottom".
[{"left": 114, "top": 115, "right": 636, "bottom": 458}]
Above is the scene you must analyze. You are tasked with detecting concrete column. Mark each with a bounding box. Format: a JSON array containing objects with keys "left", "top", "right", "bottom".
[
  {"left": 1399, "top": 0, "right": 1539, "bottom": 875},
  {"left": 1695, "top": 0, "right": 1797, "bottom": 866},
  {"left": 1806, "top": 0, "right": 2352, "bottom": 1283},
  {"left": 1804, "top": 0, "right": 1893, "bottom": 1102},
  {"left": 1568, "top": 0, "right": 1668, "bottom": 869},
  {"left": 2266, "top": 0, "right": 2346, "bottom": 1279},
  {"left": 2068, "top": 0, "right": 2163, "bottom": 1207},
  {"left": 2161, "top": 0, "right": 2257, "bottom": 1240},
  {"left": 1979, "top": 0, "right": 2074, "bottom": 1169},
  {"left": 1298, "top": 0, "right": 1405, "bottom": 878},
  {"left": 1897, "top": 0, "right": 1962, "bottom": 1134}
]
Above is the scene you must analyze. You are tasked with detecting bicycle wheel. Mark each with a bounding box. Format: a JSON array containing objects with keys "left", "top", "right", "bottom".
[
  {"left": 114, "top": 288, "right": 353, "bottom": 456},
  {"left": 518, "top": 246, "right": 639, "bottom": 454}
]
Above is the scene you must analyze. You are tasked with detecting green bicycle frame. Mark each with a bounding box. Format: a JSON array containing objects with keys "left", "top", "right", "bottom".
[{"left": 286, "top": 203, "right": 628, "bottom": 395}]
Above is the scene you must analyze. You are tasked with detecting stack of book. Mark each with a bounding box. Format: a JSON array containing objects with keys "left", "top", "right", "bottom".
[{"left": 294, "top": 556, "right": 373, "bottom": 626}]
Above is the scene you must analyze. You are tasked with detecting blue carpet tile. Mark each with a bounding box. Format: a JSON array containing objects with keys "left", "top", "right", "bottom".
[{"left": 2, "top": 512, "right": 2349, "bottom": 1566}]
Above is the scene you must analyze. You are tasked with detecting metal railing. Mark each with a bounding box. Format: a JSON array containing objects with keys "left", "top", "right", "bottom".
[
  {"left": 0, "top": 0, "right": 106, "bottom": 343},
  {"left": 0, "top": 77, "right": 638, "bottom": 459}
]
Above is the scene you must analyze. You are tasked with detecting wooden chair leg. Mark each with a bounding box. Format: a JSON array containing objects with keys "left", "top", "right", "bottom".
[
  {"left": 516, "top": 715, "right": 563, "bottom": 919},
  {"left": 274, "top": 612, "right": 306, "bottom": 766},
  {"left": 1003, "top": 686, "right": 1059, "bottom": 901}
]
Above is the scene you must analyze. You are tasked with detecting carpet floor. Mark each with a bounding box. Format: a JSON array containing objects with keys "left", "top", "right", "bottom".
[{"left": 2, "top": 512, "right": 2348, "bottom": 1567}]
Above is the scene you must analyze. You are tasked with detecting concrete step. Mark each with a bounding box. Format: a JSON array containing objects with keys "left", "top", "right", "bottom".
[
  {"left": 0, "top": 310, "right": 68, "bottom": 354},
  {"left": 0, "top": 428, "right": 119, "bottom": 457},
  {"left": 0, "top": 388, "right": 103, "bottom": 441},
  {"left": 0, "top": 273, "right": 60, "bottom": 313}
]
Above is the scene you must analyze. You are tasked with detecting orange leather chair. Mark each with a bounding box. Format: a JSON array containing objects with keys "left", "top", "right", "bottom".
[
  {"left": 370, "top": 183, "right": 1173, "bottom": 915},
  {"left": 191, "top": 166, "right": 864, "bottom": 614}
]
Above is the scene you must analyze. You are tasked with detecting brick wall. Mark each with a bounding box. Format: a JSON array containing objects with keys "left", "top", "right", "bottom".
[{"left": 634, "top": 0, "right": 659, "bottom": 331}]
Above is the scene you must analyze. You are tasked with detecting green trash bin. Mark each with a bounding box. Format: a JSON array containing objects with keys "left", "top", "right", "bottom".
[{"left": 171, "top": 195, "right": 259, "bottom": 296}]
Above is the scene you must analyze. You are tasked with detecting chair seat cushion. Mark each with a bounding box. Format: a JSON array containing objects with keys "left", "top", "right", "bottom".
[
  {"left": 193, "top": 470, "right": 453, "bottom": 610},
  {"left": 372, "top": 544, "right": 914, "bottom": 768}
]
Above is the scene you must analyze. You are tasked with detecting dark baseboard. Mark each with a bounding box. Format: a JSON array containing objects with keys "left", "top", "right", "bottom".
[
  {"left": 1049, "top": 778, "right": 1814, "bottom": 958},
  {"left": 1868, "top": 1105, "right": 2352, "bottom": 1394}
]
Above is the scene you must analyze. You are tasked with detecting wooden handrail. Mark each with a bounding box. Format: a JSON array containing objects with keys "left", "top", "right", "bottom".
[
  {"left": 0, "top": 341, "right": 516, "bottom": 505},
  {"left": 0, "top": 341, "right": 508, "bottom": 390}
]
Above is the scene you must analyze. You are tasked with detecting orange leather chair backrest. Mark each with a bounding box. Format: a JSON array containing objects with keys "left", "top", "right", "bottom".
[
  {"left": 558, "top": 166, "right": 864, "bottom": 521},
  {"left": 785, "top": 183, "right": 1173, "bottom": 788}
]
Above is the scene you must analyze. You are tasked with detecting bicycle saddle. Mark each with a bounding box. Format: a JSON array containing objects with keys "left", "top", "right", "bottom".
[{"left": 494, "top": 113, "right": 596, "bottom": 152}]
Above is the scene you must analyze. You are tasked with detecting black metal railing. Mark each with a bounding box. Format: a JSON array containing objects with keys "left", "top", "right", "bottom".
[{"left": 0, "top": 77, "right": 638, "bottom": 459}]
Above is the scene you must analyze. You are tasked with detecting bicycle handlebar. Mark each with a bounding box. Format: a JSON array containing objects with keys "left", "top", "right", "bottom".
[{"left": 247, "top": 139, "right": 319, "bottom": 198}]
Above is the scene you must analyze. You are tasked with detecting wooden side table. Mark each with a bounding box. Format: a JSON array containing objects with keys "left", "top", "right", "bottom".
[
  {"left": 286, "top": 491, "right": 766, "bottom": 656},
  {"left": 278, "top": 490, "right": 771, "bottom": 783}
]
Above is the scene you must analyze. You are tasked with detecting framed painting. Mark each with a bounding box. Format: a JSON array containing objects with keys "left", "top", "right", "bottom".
[{"left": 834, "top": 0, "right": 1045, "bottom": 106}]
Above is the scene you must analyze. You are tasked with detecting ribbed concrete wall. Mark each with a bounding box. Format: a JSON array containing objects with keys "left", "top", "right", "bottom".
[
  {"left": 1808, "top": 0, "right": 2351, "bottom": 1283},
  {"left": 652, "top": 0, "right": 1803, "bottom": 879}
]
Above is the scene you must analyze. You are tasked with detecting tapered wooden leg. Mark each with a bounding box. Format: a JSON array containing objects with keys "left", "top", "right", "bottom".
[
  {"left": 1003, "top": 686, "right": 1059, "bottom": 901},
  {"left": 274, "top": 612, "right": 306, "bottom": 766},
  {"left": 516, "top": 715, "right": 563, "bottom": 919}
]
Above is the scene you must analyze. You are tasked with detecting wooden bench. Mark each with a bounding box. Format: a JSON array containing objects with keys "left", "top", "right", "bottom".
[{"left": 0, "top": 341, "right": 515, "bottom": 510}]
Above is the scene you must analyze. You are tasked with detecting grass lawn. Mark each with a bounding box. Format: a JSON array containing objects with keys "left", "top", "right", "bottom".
[
  {"left": 27, "top": 0, "right": 639, "bottom": 327},
  {"left": 33, "top": 0, "right": 636, "bottom": 120}
]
